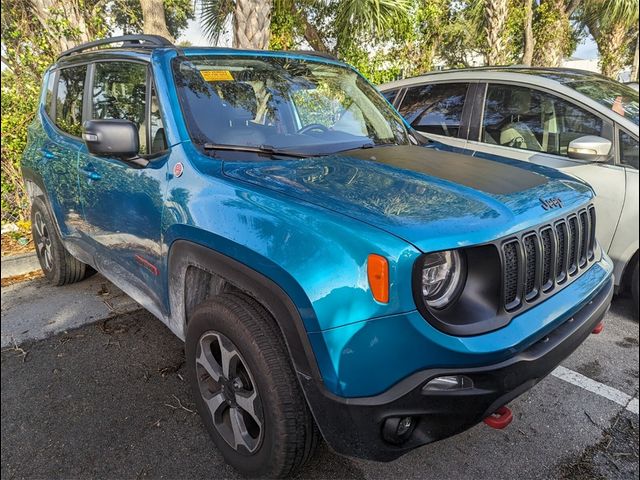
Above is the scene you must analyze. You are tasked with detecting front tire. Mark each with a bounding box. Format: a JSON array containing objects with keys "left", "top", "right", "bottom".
[
  {"left": 30, "top": 197, "right": 91, "bottom": 286},
  {"left": 186, "top": 293, "right": 319, "bottom": 478},
  {"left": 632, "top": 261, "right": 638, "bottom": 317}
]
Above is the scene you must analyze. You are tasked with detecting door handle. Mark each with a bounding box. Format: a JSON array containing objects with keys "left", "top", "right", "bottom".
[
  {"left": 40, "top": 148, "right": 56, "bottom": 159},
  {"left": 80, "top": 166, "right": 101, "bottom": 181}
]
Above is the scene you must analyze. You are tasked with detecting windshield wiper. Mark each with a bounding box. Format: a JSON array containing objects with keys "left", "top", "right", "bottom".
[{"left": 202, "top": 143, "right": 309, "bottom": 158}]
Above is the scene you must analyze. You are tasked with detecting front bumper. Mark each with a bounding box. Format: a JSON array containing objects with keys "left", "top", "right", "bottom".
[{"left": 299, "top": 275, "right": 613, "bottom": 461}]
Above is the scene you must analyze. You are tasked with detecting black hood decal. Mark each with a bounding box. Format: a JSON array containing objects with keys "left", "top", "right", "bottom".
[{"left": 344, "top": 145, "right": 547, "bottom": 195}]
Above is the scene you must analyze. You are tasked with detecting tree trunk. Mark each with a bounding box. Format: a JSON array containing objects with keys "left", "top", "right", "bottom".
[
  {"left": 532, "top": 0, "right": 570, "bottom": 67},
  {"left": 233, "top": 0, "right": 272, "bottom": 49},
  {"left": 631, "top": 36, "right": 639, "bottom": 81},
  {"left": 29, "top": 0, "right": 94, "bottom": 52},
  {"left": 522, "top": 0, "right": 534, "bottom": 66},
  {"left": 485, "top": 0, "right": 510, "bottom": 65},
  {"left": 598, "top": 22, "right": 627, "bottom": 79},
  {"left": 140, "top": 0, "right": 174, "bottom": 42}
]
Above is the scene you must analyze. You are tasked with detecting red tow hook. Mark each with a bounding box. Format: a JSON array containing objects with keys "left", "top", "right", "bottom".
[
  {"left": 592, "top": 321, "right": 604, "bottom": 334},
  {"left": 483, "top": 406, "right": 513, "bottom": 429}
]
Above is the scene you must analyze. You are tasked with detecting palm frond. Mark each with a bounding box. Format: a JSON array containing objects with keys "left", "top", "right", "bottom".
[
  {"left": 335, "top": 0, "right": 412, "bottom": 38},
  {"left": 582, "top": 0, "right": 639, "bottom": 29},
  {"left": 200, "top": 0, "right": 234, "bottom": 44}
]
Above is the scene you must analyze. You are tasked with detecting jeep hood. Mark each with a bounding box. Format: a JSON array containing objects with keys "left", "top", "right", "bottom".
[{"left": 221, "top": 145, "right": 593, "bottom": 252}]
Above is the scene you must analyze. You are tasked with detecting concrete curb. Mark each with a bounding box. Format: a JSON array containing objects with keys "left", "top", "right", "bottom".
[{"left": 1, "top": 252, "right": 41, "bottom": 279}]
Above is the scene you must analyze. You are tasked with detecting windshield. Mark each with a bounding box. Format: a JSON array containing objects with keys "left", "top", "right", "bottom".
[
  {"left": 568, "top": 78, "right": 639, "bottom": 125},
  {"left": 172, "top": 55, "right": 411, "bottom": 155}
]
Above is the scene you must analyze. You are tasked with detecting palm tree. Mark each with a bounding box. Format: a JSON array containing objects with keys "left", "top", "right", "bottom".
[
  {"left": 580, "top": 0, "right": 640, "bottom": 78},
  {"left": 201, "top": 0, "right": 272, "bottom": 48},
  {"left": 200, "top": 0, "right": 410, "bottom": 51},
  {"left": 484, "top": 0, "right": 510, "bottom": 65}
]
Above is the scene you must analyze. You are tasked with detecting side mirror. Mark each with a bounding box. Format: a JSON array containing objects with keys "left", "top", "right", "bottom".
[
  {"left": 82, "top": 119, "right": 148, "bottom": 168},
  {"left": 567, "top": 135, "right": 612, "bottom": 163}
]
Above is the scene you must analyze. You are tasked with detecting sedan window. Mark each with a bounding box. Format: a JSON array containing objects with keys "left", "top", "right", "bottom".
[
  {"left": 620, "top": 130, "right": 639, "bottom": 169},
  {"left": 398, "top": 83, "right": 469, "bottom": 137},
  {"left": 482, "top": 84, "right": 608, "bottom": 158}
]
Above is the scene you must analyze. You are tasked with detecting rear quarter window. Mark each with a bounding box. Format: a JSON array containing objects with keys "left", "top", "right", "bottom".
[
  {"left": 43, "top": 72, "right": 56, "bottom": 118},
  {"left": 55, "top": 65, "right": 87, "bottom": 137}
]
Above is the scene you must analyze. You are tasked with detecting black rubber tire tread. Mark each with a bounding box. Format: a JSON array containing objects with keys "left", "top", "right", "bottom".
[
  {"left": 30, "top": 197, "right": 89, "bottom": 286},
  {"left": 186, "top": 292, "right": 319, "bottom": 478},
  {"left": 632, "top": 261, "right": 638, "bottom": 318}
]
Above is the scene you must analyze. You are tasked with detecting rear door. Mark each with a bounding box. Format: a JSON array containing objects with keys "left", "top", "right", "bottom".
[
  {"left": 41, "top": 65, "right": 87, "bottom": 241},
  {"left": 395, "top": 82, "right": 475, "bottom": 149},
  {"left": 76, "top": 59, "right": 169, "bottom": 313},
  {"left": 466, "top": 82, "right": 625, "bottom": 253}
]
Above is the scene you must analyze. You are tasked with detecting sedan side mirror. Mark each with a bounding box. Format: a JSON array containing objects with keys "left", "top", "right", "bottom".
[
  {"left": 82, "top": 119, "right": 148, "bottom": 168},
  {"left": 567, "top": 135, "right": 612, "bottom": 163}
]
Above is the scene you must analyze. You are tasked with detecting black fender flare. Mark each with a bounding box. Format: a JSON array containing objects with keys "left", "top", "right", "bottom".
[{"left": 167, "top": 239, "right": 324, "bottom": 384}]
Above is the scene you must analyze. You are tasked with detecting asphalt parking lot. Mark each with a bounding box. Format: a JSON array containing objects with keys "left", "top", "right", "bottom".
[{"left": 1, "top": 275, "right": 638, "bottom": 479}]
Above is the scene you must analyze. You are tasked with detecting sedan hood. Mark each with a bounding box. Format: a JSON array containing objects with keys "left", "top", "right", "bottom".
[{"left": 222, "top": 144, "right": 593, "bottom": 252}]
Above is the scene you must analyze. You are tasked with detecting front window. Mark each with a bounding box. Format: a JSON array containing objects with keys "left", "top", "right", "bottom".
[
  {"left": 568, "top": 78, "right": 639, "bottom": 125},
  {"left": 172, "top": 55, "right": 410, "bottom": 155},
  {"left": 482, "top": 84, "right": 609, "bottom": 157}
]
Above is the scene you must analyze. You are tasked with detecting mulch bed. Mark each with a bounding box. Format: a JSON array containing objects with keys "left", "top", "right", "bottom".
[{"left": 1, "top": 233, "right": 35, "bottom": 257}]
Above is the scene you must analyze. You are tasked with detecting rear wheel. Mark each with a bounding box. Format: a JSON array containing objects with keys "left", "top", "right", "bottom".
[
  {"left": 186, "top": 293, "right": 319, "bottom": 478},
  {"left": 30, "top": 197, "right": 92, "bottom": 286}
]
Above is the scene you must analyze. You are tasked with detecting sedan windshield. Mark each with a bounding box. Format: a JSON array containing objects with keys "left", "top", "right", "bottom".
[
  {"left": 172, "top": 55, "right": 411, "bottom": 155},
  {"left": 568, "top": 78, "right": 639, "bottom": 125}
]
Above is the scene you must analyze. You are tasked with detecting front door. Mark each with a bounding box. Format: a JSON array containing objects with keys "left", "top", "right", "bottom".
[
  {"left": 466, "top": 83, "right": 625, "bottom": 253},
  {"left": 77, "top": 60, "right": 169, "bottom": 314}
]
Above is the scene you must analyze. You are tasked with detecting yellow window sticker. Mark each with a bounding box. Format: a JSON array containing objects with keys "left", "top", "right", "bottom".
[{"left": 201, "top": 70, "right": 234, "bottom": 81}]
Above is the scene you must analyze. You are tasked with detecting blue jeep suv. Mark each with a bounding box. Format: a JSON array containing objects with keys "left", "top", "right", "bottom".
[{"left": 22, "top": 35, "right": 614, "bottom": 477}]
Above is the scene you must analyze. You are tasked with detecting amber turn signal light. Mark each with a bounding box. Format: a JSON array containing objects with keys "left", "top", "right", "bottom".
[{"left": 368, "top": 254, "right": 389, "bottom": 303}]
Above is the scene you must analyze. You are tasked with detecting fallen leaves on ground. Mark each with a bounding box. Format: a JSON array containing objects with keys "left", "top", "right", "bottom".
[{"left": 1, "top": 270, "right": 44, "bottom": 287}]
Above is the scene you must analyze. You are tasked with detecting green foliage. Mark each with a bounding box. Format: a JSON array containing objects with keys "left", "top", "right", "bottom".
[
  {"left": 0, "top": 0, "right": 192, "bottom": 224},
  {"left": 112, "top": 0, "right": 195, "bottom": 39}
]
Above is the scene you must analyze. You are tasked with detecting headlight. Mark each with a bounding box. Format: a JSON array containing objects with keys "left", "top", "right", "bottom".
[{"left": 420, "top": 250, "right": 465, "bottom": 309}]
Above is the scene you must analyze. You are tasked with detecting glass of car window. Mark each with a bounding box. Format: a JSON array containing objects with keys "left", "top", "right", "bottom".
[
  {"left": 172, "top": 55, "right": 412, "bottom": 156},
  {"left": 569, "top": 78, "right": 639, "bottom": 125}
]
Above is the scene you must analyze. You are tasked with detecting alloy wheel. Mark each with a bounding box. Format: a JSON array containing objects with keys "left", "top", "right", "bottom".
[
  {"left": 195, "top": 331, "right": 264, "bottom": 454},
  {"left": 33, "top": 211, "right": 53, "bottom": 272}
]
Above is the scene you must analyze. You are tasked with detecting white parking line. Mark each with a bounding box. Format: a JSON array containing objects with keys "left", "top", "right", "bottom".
[{"left": 552, "top": 365, "right": 639, "bottom": 414}]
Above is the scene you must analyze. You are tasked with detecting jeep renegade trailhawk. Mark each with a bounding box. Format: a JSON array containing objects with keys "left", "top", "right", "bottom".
[{"left": 23, "top": 35, "right": 614, "bottom": 477}]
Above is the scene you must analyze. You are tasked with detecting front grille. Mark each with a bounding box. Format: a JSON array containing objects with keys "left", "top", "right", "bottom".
[
  {"left": 501, "top": 204, "right": 596, "bottom": 312},
  {"left": 540, "top": 228, "right": 554, "bottom": 291},
  {"left": 503, "top": 241, "right": 519, "bottom": 308}
]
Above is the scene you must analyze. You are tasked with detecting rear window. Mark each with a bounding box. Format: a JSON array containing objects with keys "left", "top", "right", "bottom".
[{"left": 55, "top": 65, "right": 87, "bottom": 137}]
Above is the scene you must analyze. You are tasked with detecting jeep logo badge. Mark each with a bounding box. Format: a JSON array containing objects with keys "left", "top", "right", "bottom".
[{"left": 540, "top": 197, "right": 563, "bottom": 210}]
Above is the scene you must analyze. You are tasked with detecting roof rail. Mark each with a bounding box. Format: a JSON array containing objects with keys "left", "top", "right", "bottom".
[
  {"left": 57, "top": 35, "right": 173, "bottom": 60},
  {"left": 292, "top": 50, "right": 340, "bottom": 61}
]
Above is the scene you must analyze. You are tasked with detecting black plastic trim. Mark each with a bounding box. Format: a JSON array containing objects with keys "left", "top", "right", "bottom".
[
  {"left": 300, "top": 276, "right": 613, "bottom": 461},
  {"left": 57, "top": 35, "right": 173, "bottom": 60},
  {"left": 411, "top": 203, "right": 600, "bottom": 337}
]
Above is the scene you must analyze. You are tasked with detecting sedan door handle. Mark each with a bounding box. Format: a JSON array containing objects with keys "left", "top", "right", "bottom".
[{"left": 80, "top": 167, "right": 101, "bottom": 181}]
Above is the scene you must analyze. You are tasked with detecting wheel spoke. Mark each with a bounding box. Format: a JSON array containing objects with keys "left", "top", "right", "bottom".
[
  {"left": 219, "top": 339, "right": 238, "bottom": 379},
  {"left": 204, "top": 391, "right": 226, "bottom": 420},
  {"left": 230, "top": 407, "right": 253, "bottom": 450},
  {"left": 235, "top": 389, "right": 261, "bottom": 427},
  {"left": 34, "top": 213, "right": 44, "bottom": 238},
  {"left": 196, "top": 338, "right": 223, "bottom": 382}
]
